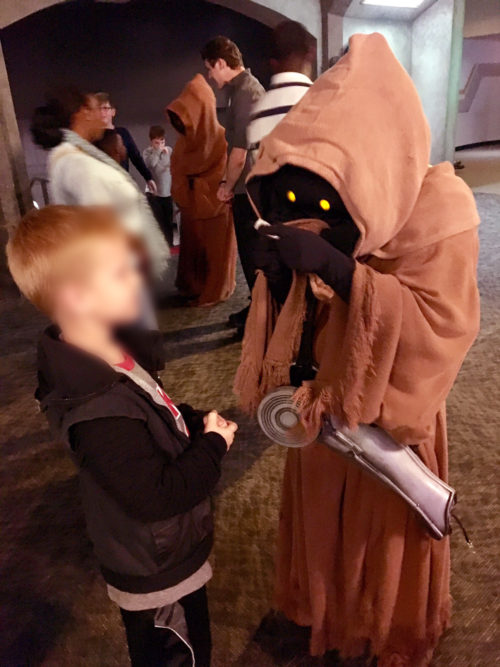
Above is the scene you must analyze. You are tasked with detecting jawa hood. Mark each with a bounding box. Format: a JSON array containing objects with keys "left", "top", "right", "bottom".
[
  {"left": 247, "top": 33, "right": 479, "bottom": 259},
  {"left": 167, "top": 74, "right": 227, "bottom": 217}
]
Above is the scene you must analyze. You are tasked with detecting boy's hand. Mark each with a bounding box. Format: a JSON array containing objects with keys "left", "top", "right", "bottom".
[{"left": 204, "top": 410, "right": 238, "bottom": 450}]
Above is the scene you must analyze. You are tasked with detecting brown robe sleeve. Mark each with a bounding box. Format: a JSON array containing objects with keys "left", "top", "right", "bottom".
[{"left": 312, "top": 228, "right": 480, "bottom": 445}]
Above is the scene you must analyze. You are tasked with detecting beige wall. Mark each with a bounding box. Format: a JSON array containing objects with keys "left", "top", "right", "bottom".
[
  {"left": 456, "top": 35, "right": 500, "bottom": 145},
  {"left": 464, "top": 0, "right": 500, "bottom": 38},
  {"left": 209, "top": 0, "right": 322, "bottom": 62},
  {"left": 0, "top": 0, "right": 65, "bottom": 29}
]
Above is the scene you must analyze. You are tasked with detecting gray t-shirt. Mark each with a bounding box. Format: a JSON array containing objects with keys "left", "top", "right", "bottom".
[
  {"left": 143, "top": 146, "right": 172, "bottom": 198},
  {"left": 225, "top": 69, "right": 265, "bottom": 193}
]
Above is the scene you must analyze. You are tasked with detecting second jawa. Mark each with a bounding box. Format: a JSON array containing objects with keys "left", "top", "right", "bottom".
[{"left": 167, "top": 75, "right": 236, "bottom": 306}]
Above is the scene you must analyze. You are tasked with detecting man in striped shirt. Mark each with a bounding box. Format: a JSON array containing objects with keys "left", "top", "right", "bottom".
[{"left": 248, "top": 21, "right": 315, "bottom": 149}]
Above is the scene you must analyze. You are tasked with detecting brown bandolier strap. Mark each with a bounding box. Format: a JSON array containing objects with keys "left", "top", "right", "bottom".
[{"left": 290, "top": 284, "right": 318, "bottom": 386}]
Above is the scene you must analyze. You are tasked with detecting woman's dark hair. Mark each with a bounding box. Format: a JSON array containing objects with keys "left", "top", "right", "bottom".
[
  {"left": 201, "top": 36, "right": 243, "bottom": 69},
  {"left": 31, "top": 86, "right": 89, "bottom": 150}
]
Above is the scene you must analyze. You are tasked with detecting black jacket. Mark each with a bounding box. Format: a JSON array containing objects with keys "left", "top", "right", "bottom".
[
  {"left": 116, "top": 126, "right": 152, "bottom": 182},
  {"left": 36, "top": 326, "right": 226, "bottom": 594}
]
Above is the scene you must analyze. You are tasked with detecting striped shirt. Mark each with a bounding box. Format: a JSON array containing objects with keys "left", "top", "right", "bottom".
[{"left": 247, "top": 72, "right": 313, "bottom": 148}]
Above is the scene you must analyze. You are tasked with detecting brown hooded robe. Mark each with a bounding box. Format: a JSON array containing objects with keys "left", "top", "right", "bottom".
[
  {"left": 236, "top": 34, "right": 480, "bottom": 665},
  {"left": 167, "top": 74, "right": 236, "bottom": 306}
]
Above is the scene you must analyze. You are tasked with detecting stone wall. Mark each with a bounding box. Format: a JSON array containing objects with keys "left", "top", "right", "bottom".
[
  {"left": 343, "top": 17, "right": 412, "bottom": 71},
  {"left": 0, "top": 40, "right": 32, "bottom": 289},
  {"left": 411, "top": 0, "right": 464, "bottom": 163},
  {"left": 339, "top": 0, "right": 465, "bottom": 164}
]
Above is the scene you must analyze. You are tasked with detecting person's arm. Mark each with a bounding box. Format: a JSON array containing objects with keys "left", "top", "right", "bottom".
[
  {"left": 70, "top": 417, "right": 228, "bottom": 522},
  {"left": 153, "top": 148, "right": 171, "bottom": 174},
  {"left": 325, "top": 229, "right": 479, "bottom": 438},
  {"left": 159, "top": 147, "right": 171, "bottom": 171},
  {"left": 219, "top": 148, "right": 247, "bottom": 198},
  {"left": 62, "top": 155, "right": 147, "bottom": 239},
  {"left": 60, "top": 153, "right": 121, "bottom": 206},
  {"left": 218, "top": 88, "right": 254, "bottom": 201},
  {"left": 119, "top": 127, "right": 154, "bottom": 184},
  {"left": 143, "top": 147, "right": 170, "bottom": 172},
  {"left": 143, "top": 147, "right": 160, "bottom": 170}
]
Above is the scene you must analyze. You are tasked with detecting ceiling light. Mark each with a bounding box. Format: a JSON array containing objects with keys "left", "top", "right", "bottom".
[{"left": 361, "top": 0, "right": 424, "bottom": 7}]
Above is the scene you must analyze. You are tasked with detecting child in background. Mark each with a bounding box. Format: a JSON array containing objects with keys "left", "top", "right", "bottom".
[
  {"left": 143, "top": 126, "right": 175, "bottom": 247},
  {"left": 7, "top": 205, "right": 237, "bottom": 667}
]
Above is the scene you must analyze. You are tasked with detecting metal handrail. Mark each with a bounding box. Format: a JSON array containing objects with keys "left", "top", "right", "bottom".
[{"left": 30, "top": 177, "right": 50, "bottom": 206}]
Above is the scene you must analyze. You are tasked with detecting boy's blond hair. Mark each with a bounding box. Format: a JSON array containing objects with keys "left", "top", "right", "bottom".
[{"left": 7, "top": 205, "right": 126, "bottom": 317}]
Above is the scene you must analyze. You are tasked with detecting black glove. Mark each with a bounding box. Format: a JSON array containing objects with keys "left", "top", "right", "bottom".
[
  {"left": 260, "top": 224, "right": 355, "bottom": 303},
  {"left": 253, "top": 234, "right": 292, "bottom": 304},
  {"left": 320, "top": 219, "right": 360, "bottom": 257}
]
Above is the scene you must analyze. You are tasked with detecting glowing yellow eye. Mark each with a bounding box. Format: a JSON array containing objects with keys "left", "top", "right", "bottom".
[
  {"left": 286, "top": 190, "right": 296, "bottom": 203},
  {"left": 319, "top": 199, "right": 331, "bottom": 211}
]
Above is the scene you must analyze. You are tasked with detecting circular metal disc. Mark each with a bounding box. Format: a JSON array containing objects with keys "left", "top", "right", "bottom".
[{"left": 257, "top": 386, "right": 318, "bottom": 448}]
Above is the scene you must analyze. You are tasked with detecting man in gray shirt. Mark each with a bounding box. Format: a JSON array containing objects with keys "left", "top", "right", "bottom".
[{"left": 202, "top": 36, "right": 264, "bottom": 329}]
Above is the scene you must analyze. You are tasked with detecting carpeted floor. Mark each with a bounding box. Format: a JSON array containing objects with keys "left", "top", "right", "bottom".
[
  {"left": 1, "top": 193, "right": 499, "bottom": 666},
  {"left": 456, "top": 146, "right": 500, "bottom": 196}
]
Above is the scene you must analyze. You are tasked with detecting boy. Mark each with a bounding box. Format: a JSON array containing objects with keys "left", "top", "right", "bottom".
[
  {"left": 143, "top": 126, "right": 175, "bottom": 247},
  {"left": 7, "top": 205, "right": 237, "bottom": 667}
]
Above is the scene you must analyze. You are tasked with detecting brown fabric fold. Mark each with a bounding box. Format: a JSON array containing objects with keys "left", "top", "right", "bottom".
[
  {"left": 167, "top": 75, "right": 236, "bottom": 305},
  {"left": 234, "top": 219, "right": 328, "bottom": 413},
  {"left": 238, "top": 33, "right": 481, "bottom": 665}
]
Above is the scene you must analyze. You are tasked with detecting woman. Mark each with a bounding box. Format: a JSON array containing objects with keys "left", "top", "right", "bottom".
[
  {"left": 167, "top": 75, "right": 236, "bottom": 307},
  {"left": 235, "top": 34, "right": 480, "bottom": 665},
  {"left": 31, "top": 87, "right": 169, "bottom": 327}
]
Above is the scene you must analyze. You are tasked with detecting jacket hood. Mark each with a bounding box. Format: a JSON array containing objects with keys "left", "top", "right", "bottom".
[
  {"left": 36, "top": 325, "right": 166, "bottom": 411},
  {"left": 247, "top": 33, "right": 479, "bottom": 259}
]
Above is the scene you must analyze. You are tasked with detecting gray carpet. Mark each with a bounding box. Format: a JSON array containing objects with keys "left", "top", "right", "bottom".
[{"left": 0, "top": 193, "right": 499, "bottom": 666}]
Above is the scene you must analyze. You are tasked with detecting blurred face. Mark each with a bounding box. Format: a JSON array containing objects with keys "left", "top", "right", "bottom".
[
  {"left": 151, "top": 137, "right": 165, "bottom": 150},
  {"left": 82, "top": 95, "right": 107, "bottom": 141},
  {"left": 57, "top": 235, "right": 143, "bottom": 327},
  {"left": 99, "top": 101, "right": 116, "bottom": 128},
  {"left": 204, "top": 58, "right": 227, "bottom": 89}
]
